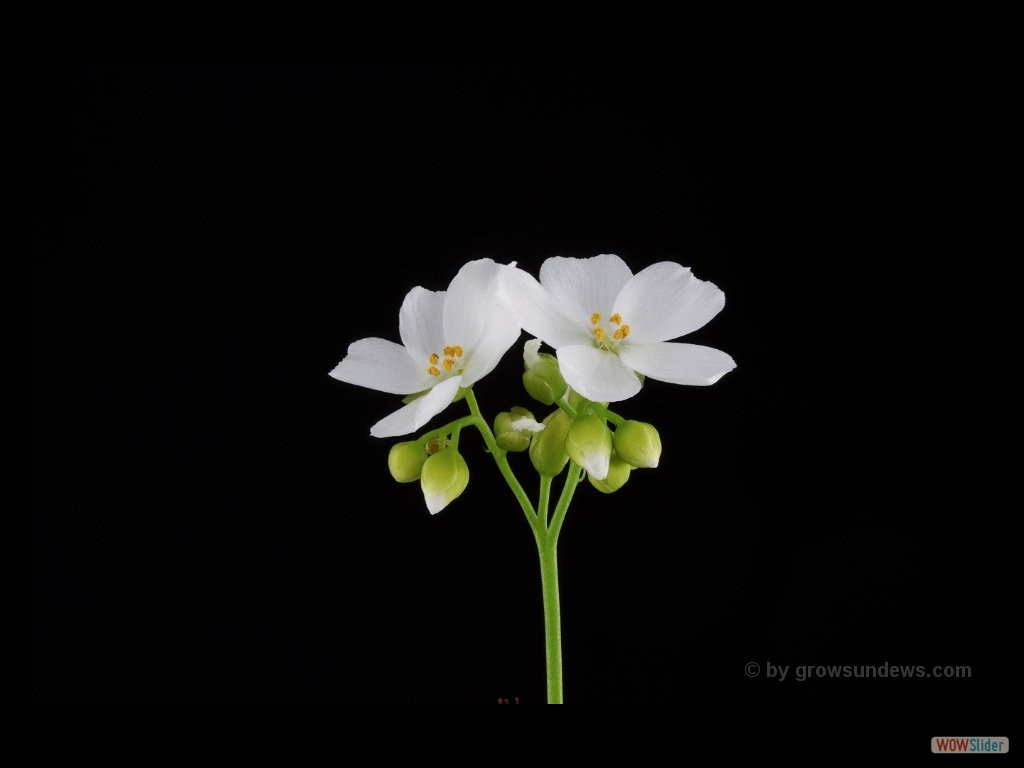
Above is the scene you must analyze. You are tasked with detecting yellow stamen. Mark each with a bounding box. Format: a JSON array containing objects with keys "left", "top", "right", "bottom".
[
  {"left": 593, "top": 327, "right": 606, "bottom": 341},
  {"left": 427, "top": 366, "right": 441, "bottom": 377},
  {"left": 609, "top": 313, "right": 622, "bottom": 325},
  {"left": 429, "top": 353, "right": 439, "bottom": 365},
  {"left": 619, "top": 324, "right": 630, "bottom": 338},
  {"left": 612, "top": 327, "right": 625, "bottom": 340},
  {"left": 443, "top": 346, "right": 455, "bottom": 357},
  {"left": 452, "top": 345, "right": 463, "bottom": 358},
  {"left": 591, "top": 313, "right": 602, "bottom": 325},
  {"left": 442, "top": 358, "right": 455, "bottom": 371}
]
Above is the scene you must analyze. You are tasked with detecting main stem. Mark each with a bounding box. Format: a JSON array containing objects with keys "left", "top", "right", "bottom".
[
  {"left": 538, "top": 534, "right": 562, "bottom": 703},
  {"left": 536, "top": 475, "right": 560, "bottom": 703},
  {"left": 537, "top": 463, "right": 582, "bottom": 704},
  {"left": 464, "top": 388, "right": 581, "bottom": 705}
]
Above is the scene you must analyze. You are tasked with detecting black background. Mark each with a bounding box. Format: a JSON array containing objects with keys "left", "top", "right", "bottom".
[{"left": 34, "top": 58, "right": 995, "bottom": 729}]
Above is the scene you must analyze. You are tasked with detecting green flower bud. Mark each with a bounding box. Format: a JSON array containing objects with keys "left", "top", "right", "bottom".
[
  {"left": 494, "top": 406, "right": 544, "bottom": 452},
  {"left": 523, "top": 362, "right": 567, "bottom": 406},
  {"left": 529, "top": 410, "right": 572, "bottom": 477},
  {"left": 420, "top": 449, "right": 470, "bottom": 515},
  {"left": 588, "top": 454, "right": 632, "bottom": 494},
  {"left": 522, "top": 340, "right": 567, "bottom": 406},
  {"left": 613, "top": 420, "right": 662, "bottom": 469},
  {"left": 388, "top": 441, "right": 428, "bottom": 483},
  {"left": 565, "top": 414, "right": 614, "bottom": 480}
]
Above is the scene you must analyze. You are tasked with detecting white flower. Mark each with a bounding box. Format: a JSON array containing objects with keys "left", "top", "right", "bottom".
[
  {"left": 499, "top": 254, "right": 735, "bottom": 402},
  {"left": 330, "top": 259, "right": 521, "bottom": 437}
]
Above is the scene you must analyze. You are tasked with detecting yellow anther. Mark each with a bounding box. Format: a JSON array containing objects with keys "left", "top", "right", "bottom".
[
  {"left": 593, "top": 327, "right": 606, "bottom": 341},
  {"left": 452, "top": 345, "right": 464, "bottom": 358},
  {"left": 590, "top": 313, "right": 602, "bottom": 325},
  {"left": 619, "top": 324, "right": 630, "bottom": 338},
  {"left": 443, "top": 345, "right": 455, "bottom": 357},
  {"left": 429, "top": 353, "right": 440, "bottom": 365},
  {"left": 427, "top": 366, "right": 441, "bottom": 377},
  {"left": 442, "top": 358, "right": 455, "bottom": 371},
  {"left": 612, "top": 327, "right": 625, "bottom": 340},
  {"left": 609, "top": 313, "right": 622, "bottom": 325}
]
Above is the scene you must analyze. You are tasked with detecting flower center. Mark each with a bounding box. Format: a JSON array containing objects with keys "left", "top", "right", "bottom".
[
  {"left": 426, "top": 345, "right": 465, "bottom": 377},
  {"left": 589, "top": 312, "right": 630, "bottom": 351}
]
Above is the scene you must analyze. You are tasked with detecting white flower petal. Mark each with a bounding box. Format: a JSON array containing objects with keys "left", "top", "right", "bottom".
[
  {"left": 370, "top": 375, "right": 464, "bottom": 438},
  {"left": 424, "top": 492, "right": 449, "bottom": 516},
  {"left": 399, "top": 286, "right": 447, "bottom": 362},
  {"left": 443, "top": 259, "right": 505, "bottom": 354},
  {"left": 578, "top": 449, "right": 610, "bottom": 482},
  {"left": 498, "top": 267, "right": 591, "bottom": 349},
  {"left": 508, "top": 416, "right": 545, "bottom": 433},
  {"left": 329, "top": 338, "right": 433, "bottom": 395},
  {"left": 523, "top": 338, "right": 543, "bottom": 368},
  {"left": 619, "top": 342, "right": 736, "bottom": 386},
  {"left": 557, "top": 345, "right": 643, "bottom": 403},
  {"left": 539, "top": 254, "right": 633, "bottom": 321},
  {"left": 460, "top": 312, "right": 521, "bottom": 387},
  {"left": 613, "top": 262, "right": 725, "bottom": 343}
]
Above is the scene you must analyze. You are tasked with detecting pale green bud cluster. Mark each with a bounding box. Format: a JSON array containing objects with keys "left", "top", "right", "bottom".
[
  {"left": 586, "top": 419, "right": 661, "bottom": 494},
  {"left": 385, "top": 342, "right": 666, "bottom": 515},
  {"left": 515, "top": 342, "right": 664, "bottom": 491}
]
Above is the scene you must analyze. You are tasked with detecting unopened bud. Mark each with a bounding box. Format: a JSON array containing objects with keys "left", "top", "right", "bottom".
[
  {"left": 588, "top": 454, "right": 632, "bottom": 494},
  {"left": 494, "top": 406, "right": 544, "bottom": 452},
  {"left": 388, "top": 441, "right": 428, "bottom": 483},
  {"left": 529, "top": 410, "right": 571, "bottom": 477},
  {"left": 522, "top": 341, "right": 567, "bottom": 406},
  {"left": 565, "top": 414, "right": 613, "bottom": 480},
  {"left": 420, "top": 449, "right": 470, "bottom": 515},
  {"left": 613, "top": 420, "right": 662, "bottom": 469}
]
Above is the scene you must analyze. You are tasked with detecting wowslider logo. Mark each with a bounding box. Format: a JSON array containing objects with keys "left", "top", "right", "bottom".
[{"left": 932, "top": 737, "right": 1009, "bottom": 754}]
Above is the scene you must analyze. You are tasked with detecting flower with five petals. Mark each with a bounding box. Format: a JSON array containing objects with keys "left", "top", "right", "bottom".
[
  {"left": 331, "top": 259, "right": 521, "bottom": 437},
  {"left": 499, "top": 254, "right": 735, "bottom": 402}
]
